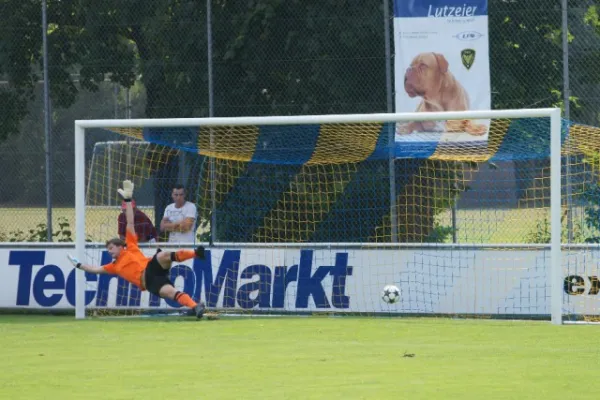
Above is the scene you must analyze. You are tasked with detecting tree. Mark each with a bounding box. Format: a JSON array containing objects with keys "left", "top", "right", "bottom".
[
  {"left": 489, "top": 0, "right": 564, "bottom": 111},
  {"left": 3, "top": 0, "right": 596, "bottom": 243},
  {"left": 0, "top": 0, "right": 207, "bottom": 223},
  {"left": 0, "top": 0, "right": 137, "bottom": 141},
  {"left": 0, "top": 0, "right": 42, "bottom": 142},
  {"left": 211, "top": 0, "right": 386, "bottom": 117}
]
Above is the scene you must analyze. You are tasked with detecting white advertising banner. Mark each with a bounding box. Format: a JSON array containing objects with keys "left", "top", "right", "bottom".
[
  {"left": 393, "top": 0, "right": 491, "bottom": 157},
  {"left": 1, "top": 246, "right": 600, "bottom": 316}
]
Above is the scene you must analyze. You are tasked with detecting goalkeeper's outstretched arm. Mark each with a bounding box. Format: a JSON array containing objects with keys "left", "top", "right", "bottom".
[
  {"left": 66, "top": 254, "right": 108, "bottom": 274},
  {"left": 66, "top": 180, "right": 137, "bottom": 274}
]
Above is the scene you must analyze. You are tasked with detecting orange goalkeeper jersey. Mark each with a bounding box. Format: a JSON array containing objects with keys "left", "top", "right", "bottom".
[{"left": 102, "top": 230, "right": 151, "bottom": 290}]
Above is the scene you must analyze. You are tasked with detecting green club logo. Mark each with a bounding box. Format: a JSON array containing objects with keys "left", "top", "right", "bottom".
[{"left": 461, "top": 49, "right": 476, "bottom": 70}]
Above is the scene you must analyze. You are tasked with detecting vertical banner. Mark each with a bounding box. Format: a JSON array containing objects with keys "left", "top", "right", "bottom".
[{"left": 393, "top": 0, "right": 491, "bottom": 152}]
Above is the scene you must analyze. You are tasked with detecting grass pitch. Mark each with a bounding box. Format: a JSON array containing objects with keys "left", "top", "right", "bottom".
[{"left": 0, "top": 315, "right": 598, "bottom": 400}]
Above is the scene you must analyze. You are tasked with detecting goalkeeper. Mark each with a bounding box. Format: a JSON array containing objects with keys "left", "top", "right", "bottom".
[{"left": 67, "top": 180, "right": 206, "bottom": 319}]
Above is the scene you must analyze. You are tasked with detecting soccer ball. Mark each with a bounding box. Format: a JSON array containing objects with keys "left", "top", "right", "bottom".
[{"left": 381, "top": 284, "right": 401, "bottom": 304}]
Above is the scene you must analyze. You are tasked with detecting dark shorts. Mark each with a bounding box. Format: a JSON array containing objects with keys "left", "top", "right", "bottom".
[{"left": 144, "top": 255, "right": 173, "bottom": 296}]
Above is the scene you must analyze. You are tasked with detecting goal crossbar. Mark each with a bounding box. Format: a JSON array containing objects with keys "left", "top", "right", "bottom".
[{"left": 75, "top": 108, "right": 559, "bottom": 128}]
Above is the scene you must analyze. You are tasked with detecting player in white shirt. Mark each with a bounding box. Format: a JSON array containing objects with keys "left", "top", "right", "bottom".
[{"left": 160, "top": 184, "right": 198, "bottom": 243}]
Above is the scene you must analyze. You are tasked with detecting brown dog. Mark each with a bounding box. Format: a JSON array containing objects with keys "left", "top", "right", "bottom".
[{"left": 399, "top": 52, "right": 485, "bottom": 136}]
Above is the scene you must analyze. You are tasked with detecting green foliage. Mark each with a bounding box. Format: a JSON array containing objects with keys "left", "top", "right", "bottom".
[
  {"left": 582, "top": 183, "right": 600, "bottom": 243},
  {"left": 1, "top": 0, "right": 388, "bottom": 136},
  {"left": 4, "top": 0, "right": 592, "bottom": 137},
  {"left": 489, "top": 0, "right": 562, "bottom": 110},
  {"left": 525, "top": 216, "right": 552, "bottom": 244},
  {"left": 0, "top": 0, "right": 137, "bottom": 139},
  {"left": 212, "top": 0, "right": 386, "bottom": 116},
  {"left": 487, "top": 0, "right": 600, "bottom": 123},
  {"left": 196, "top": 218, "right": 211, "bottom": 243},
  {"left": 525, "top": 202, "right": 597, "bottom": 245},
  {"left": 425, "top": 223, "right": 455, "bottom": 243},
  {"left": 0, "top": 216, "right": 73, "bottom": 242}
]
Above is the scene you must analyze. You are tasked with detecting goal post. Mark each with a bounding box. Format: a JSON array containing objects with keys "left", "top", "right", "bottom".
[
  {"left": 550, "top": 109, "right": 561, "bottom": 325},
  {"left": 75, "top": 122, "right": 85, "bottom": 319},
  {"left": 74, "top": 107, "right": 578, "bottom": 323}
]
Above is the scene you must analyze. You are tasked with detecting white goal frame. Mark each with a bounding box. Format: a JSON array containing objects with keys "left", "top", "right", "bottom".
[{"left": 74, "top": 108, "right": 563, "bottom": 323}]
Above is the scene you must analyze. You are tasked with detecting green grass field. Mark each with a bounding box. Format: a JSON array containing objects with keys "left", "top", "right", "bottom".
[
  {"left": 1, "top": 207, "right": 550, "bottom": 244},
  {"left": 0, "top": 207, "right": 154, "bottom": 242},
  {"left": 0, "top": 315, "right": 598, "bottom": 400}
]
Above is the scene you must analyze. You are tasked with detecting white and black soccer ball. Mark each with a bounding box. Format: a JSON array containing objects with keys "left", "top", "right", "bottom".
[{"left": 381, "top": 284, "right": 401, "bottom": 304}]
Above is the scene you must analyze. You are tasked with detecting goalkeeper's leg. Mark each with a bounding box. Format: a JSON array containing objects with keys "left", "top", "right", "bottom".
[
  {"left": 144, "top": 251, "right": 206, "bottom": 319},
  {"left": 158, "top": 284, "right": 205, "bottom": 319},
  {"left": 155, "top": 246, "right": 205, "bottom": 267}
]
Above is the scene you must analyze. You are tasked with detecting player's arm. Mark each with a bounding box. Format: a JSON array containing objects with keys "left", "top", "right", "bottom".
[
  {"left": 161, "top": 218, "right": 194, "bottom": 232},
  {"left": 116, "top": 180, "right": 144, "bottom": 250},
  {"left": 160, "top": 215, "right": 189, "bottom": 232},
  {"left": 160, "top": 216, "right": 172, "bottom": 232},
  {"left": 118, "top": 180, "right": 136, "bottom": 235},
  {"left": 79, "top": 264, "right": 109, "bottom": 274},
  {"left": 179, "top": 204, "right": 197, "bottom": 232},
  {"left": 178, "top": 217, "right": 195, "bottom": 232},
  {"left": 66, "top": 254, "right": 108, "bottom": 274},
  {"left": 123, "top": 200, "right": 135, "bottom": 235}
]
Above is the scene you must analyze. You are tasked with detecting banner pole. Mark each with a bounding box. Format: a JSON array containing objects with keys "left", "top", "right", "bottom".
[{"left": 384, "top": 0, "right": 398, "bottom": 243}]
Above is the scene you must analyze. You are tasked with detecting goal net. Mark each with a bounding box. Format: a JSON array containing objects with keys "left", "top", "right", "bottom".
[{"left": 74, "top": 109, "right": 600, "bottom": 323}]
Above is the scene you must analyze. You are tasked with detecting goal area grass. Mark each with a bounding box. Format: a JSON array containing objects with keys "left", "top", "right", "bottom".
[{"left": 0, "top": 315, "right": 596, "bottom": 399}]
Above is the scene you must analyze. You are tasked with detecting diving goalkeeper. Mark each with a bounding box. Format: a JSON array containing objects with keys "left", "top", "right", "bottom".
[{"left": 67, "top": 180, "right": 206, "bottom": 319}]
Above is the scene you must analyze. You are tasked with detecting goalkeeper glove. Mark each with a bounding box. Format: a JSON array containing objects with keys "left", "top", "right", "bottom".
[
  {"left": 118, "top": 179, "right": 134, "bottom": 200},
  {"left": 67, "top": 254, "right": 82, "bottom": 269}
]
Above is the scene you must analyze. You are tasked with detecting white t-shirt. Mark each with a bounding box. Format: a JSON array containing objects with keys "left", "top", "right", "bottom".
[{"left": 162, "top": 201, "right": 197, "bottom": 243}]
